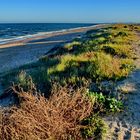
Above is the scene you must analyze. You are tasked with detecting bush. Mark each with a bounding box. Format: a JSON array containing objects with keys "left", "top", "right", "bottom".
[
  {"left": 81, "top": 116, "right": 108, "bottom": 139},
  {"left": 16, "top": 71, "right": 36, "bottom": 91},
  {"left": 64, "top": 41, "right": 81, "bottom": 51},
  {"left": 115, "top": 31, "right": 128, "bottom": 37},
  {"left": 102, "top": 44, "right": 134, "bottom": 58},
  {"left": 88, "top": 92, "right": 123, "bottom": 113},
  {"left": 0, "top": 86, "right": 94, "bottom": 140},
  {"left": 86, "top": 52, "right": 133, "bottom": 81}
]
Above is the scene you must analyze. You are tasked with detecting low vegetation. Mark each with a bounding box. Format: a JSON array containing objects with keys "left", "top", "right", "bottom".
[
  {"left": 0, "top": 24, "right": 140, "bottom": 139},
  {"left": 35, "top": 24, "right": 137, "bottom": 87},
  {"left": 0, "top": 86, "right": 93, "bottom": 140}
]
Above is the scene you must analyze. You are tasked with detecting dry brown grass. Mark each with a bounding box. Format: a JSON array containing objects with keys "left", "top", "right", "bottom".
[
  {"left": 117, "top": 130, "right": 125, "bottom": 140},
  {"left": 0, "top": 86, "right": 93, "bottom": 140},
  {"left": 130, "top": 128, "right": 136, "bottom": 140}
]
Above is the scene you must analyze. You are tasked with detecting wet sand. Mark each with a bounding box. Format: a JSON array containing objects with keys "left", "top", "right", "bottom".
[{"left": 0, "top": 24, "right": 105, "bottom": 73}]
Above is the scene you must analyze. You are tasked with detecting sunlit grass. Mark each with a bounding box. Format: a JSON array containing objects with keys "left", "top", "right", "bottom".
[{"left": 102, "top": 43, "right": 134, "bottom": 58}]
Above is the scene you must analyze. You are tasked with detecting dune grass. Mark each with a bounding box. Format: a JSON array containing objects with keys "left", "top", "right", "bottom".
[{"left": 31, "top": 24, "right": 137, "bottom": 88}]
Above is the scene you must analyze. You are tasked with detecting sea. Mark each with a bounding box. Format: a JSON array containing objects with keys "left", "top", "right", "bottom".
[{"left": 0, "top": 23, "right": 96, "bottom": 44}]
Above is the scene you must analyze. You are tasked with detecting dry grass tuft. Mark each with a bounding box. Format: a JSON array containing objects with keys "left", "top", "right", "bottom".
[
  {"left": 117, "top": 130, "right": 125, "bottom": 140},
  {"left": 0, "top": 86, "right": 93, "bottom": 140},
  {"left": 130, "top": 128, "right": 136, "bottom": 140}
]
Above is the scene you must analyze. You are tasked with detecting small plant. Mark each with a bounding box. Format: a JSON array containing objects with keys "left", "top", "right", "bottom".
[
  {"left": 64, "top": 41, "right": 81, "bottom": 51},
  {"left": 115, "top": 31, "right": 128, "bottom": 37},
  {"left": 106, "top": 98, "right": 123, "bottom": 112},
  {"left": 16, "top": 71, "right": 35, "bottom": 91},
  {"left": 88, "top": 92, "right": 123, "bottom": 113},
  {"left": 81, "top": 116, "right": 108, "bottom": 139}
]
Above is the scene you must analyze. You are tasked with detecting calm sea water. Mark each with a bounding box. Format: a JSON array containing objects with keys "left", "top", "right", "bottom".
[{"left": 0, "top": 23, "right": 96, "bottom": 44}]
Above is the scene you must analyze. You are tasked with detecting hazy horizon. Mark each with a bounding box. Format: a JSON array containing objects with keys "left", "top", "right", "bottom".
[{"left": 0, "top": 20, "right": 139, "bottom": 24}]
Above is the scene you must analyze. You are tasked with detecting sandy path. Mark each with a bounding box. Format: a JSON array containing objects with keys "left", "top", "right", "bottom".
[{"left": 105, "top": 33, "right": 140, "bottom": 140}]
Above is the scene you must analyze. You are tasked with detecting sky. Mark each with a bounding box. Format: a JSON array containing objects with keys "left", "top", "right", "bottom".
[{"left": 0, "top": 0, "right": 140, "bottom": 23}]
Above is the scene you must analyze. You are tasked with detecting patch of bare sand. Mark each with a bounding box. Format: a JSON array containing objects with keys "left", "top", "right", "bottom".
[{"left": 105, "top": 34, "right": 140, "bottom": 140}]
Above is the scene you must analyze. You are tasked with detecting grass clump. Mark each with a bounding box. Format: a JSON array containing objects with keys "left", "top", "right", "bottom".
[
  {"left": 81, "top": 116, "right": 108, "bottom": 139},
  {"left": 85, "top": 52, "right": 133, "bottom": 81},
  {"left": 64, "top": 41, "right": 81, "bottom": 51},
  {"left": 16, "top": 71, "right": 36, "bottom": 91},
  {"left": 102, "top": 43, "right": 134, "bottom": 58}
]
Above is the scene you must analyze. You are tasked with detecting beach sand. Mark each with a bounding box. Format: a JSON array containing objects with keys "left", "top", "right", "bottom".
[{"left": 0, "top": 24, "right": 105, "bottom": 73}]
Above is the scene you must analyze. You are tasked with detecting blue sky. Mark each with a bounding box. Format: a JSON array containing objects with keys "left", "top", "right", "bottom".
[{"left": 0, "top": 0, "right": 140, "bottom": 23}]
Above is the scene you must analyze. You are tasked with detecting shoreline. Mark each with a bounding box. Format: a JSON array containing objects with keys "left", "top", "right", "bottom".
[{"left": 0, "top": 24, "right": 106, "bottom": 49}]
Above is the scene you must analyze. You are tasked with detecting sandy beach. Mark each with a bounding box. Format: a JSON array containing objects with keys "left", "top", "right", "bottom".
[{"left": 0, "top": 24, "right": 105, "bottom": 73}]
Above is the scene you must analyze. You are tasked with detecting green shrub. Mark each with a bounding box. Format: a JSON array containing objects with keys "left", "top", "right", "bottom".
[
  {"left": 106, "top": 98, "right": 123, "bottom": 112},
  {"left": 86, "top": 52, "right": 131, "bottom": 81},
  {"left": 88, "top": 92, "right": 123, "bottom": 113},
  {"left": 64, "top": 41, "right": 81, "bottom": 51},
  {"left": 16, "top": 71, "right": 35, "bottom": 91},
  {"left": 115, "top": 31, "right": 128, "bottom": 37},
  {"left": 81, "top": 116, "right": 108, "bottom": 139},
  {"left": 102, "top": 43, "right": 134, "bottom": 58}
]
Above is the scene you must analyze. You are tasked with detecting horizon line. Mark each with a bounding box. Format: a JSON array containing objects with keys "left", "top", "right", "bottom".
[{"left": 0, "top": 22, "right": 139, "bottom": 24}]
